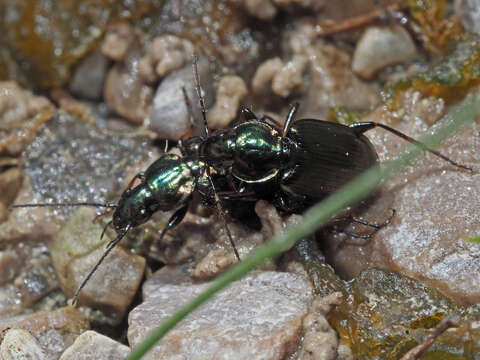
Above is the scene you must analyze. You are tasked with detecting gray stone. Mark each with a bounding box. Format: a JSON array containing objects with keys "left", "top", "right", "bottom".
[
  {"left": 149, "top": 59, "right": 213, "bottom": 140},
  {"left": 0, "top": 329, "right": 46, "bottom": 360},
  {"left": 49, "top": 207, "right": 146, "bottom": 325},
  {"left": 128, "top": 271, "right": 313, "bottom": 360},
  {"left": 352, "top": 25, "right": 417, "bottom": 79},
  {"left": 455, "top": 0, "right": 480, "bottom": 35},
  {"left": 59, "top": 330, "right": 129, "bottom": 360},
  {"left": 69, "top": 51, "right": 109, "bottom": 101}
]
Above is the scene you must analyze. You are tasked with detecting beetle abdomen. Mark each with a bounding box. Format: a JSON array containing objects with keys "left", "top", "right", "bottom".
[{"left": 282, "top": 119, "right": 379, "bottom": 201}]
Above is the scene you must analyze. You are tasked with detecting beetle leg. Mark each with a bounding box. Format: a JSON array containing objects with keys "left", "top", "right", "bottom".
[
  {"left": 157, "top": 203, "right": 190, "bottom": 243},
  {"left": 92, "top": 202, "right": 117, "bottom": 224},
  {"left": 217, "top": 190, "right": 257, "bottom": 202},
  {"left": 205, "top": 172, "right": 241, "bottom": 261},
  {"left": 332, "top": 209, "right": 396, "bottom": 245},
  {"left": 331, "top": 208, "right": 395, "bottom": 229},
  {"left": 282, "top": 102, "right": 299, "bottom": 136},
  {"left": 258, "top": 114, "right": 283, "bottom": 129},
  {"left": 350, "top": 208, "right": 395, "bottom": 229},
  {"left": 350, "top": 121, "right": 472, "bottom": 171},
  {"left": 126, "top": 172, "right": 146, "bottom": 190},
  {"left": 100, "top": 220, "right": 113, "bottom": 241}
]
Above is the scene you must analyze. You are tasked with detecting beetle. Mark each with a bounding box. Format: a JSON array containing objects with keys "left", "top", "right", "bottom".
[
  {"left": 198, "top": 103, "right": 472, "bottom": 212},
  {"left": 12, "top": 58, "right": 471, "bottom": 305}
]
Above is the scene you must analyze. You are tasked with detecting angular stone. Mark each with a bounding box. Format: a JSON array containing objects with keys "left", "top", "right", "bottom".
[
  {"left": 128, "top": 271, "right": 313, "bottom": 360},
  {"left": 149, "top": 59, "right": 213, "bottom": 140},
  {"left": 353, "top": 25, "right": 417, "bottom": 79},
  {"left": 69, "top": 51, "right": 109, "bottom": 101},
  {"left": 59, "top": 330, "right": 129, "bottom": 360},
  {"left": 0, "top": 307, "right": 89, "bottom": 360},
  {"left": 49, "top": 207, "right": 146, "bottom": 324},
  {"left": 0, "top": 328, "right": 46, "bottom": 360},
  {"left": 104, "top": 43, "right": 153, "bottom": 124}
]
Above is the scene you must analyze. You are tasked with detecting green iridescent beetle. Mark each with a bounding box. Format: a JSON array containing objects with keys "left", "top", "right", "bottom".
[{"left": 199, "top": 103, "right": 471, "bottom": 212}]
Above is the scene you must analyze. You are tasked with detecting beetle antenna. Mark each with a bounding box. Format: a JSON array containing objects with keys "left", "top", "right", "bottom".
[
  {"left": 350, "top": 122, "right": 473, "bottom": 171},
  {"left": 71, "top": 225, "right": 130, "bottom": 306},
  {"left": 206, "top": 172, "right": 241, "bottom": 261},
  {"left": 192, "top": 54, "right": 209, "bottom": 137},
  {"left": 11, "top": 202, "right": 115, "bottom": 209}
]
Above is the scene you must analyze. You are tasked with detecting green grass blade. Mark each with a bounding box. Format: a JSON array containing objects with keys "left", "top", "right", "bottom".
[{"left": 127, "top": 93, "right": 480, "bottom": 360}]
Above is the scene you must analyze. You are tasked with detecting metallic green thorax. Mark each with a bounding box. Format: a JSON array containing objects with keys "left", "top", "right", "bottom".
[
  {"left": 202, "top": 121, "right": 291, "bottom": 182},
  {"left": 113, "top": 154, "right": 204, "bottom": 230}
]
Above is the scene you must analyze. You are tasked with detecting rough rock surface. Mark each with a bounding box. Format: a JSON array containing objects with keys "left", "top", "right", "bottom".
[
  {"left": 59, "top": 330, "right": 130, "bottom": 360},
  {"left": 0, "top": 240, "right": 59, "bottom": 318},
  {"left": 0, "top": 307, "right": 89, "bottom": 360},
  {"left": 324, "top": 90, "right": 480, "bottom": 306},
  {"left": 49, "top": 207, "right": 146, "bottom": 324},
  {"left": 128, "top": 271, "right": 313, "bottom": 360},
  {"left": 0, "top": 328, "right": 46, "bottom": 360}
]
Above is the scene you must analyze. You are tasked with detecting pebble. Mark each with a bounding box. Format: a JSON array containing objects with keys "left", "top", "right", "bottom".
[
  {"left": 0, "top": 81, "right": 55, "bottom": 155},
  {"left": 138, "top": 35, "right": 194, "bottom": 83},
  {"left": 207, "top": 75, "right": 248, "bottom": 128},
  {"left": 101, "top": 23, "right": 135, "bottom": 62},
  {"left": 69, "top": 50, "right": 109, "bottom": 101},
  {"left": 352, "top": 25, "right": 417, "bottom": 80},
  {"left": 59, "top": 330, "right": 130, "bottom": 360},
  {"left": 148, "top": 59, "right": 213, "bottom": 140},
  {"left": 104, "top": 42, "right": 153, "bottom": 124},
  {"left": 298, "top": 293, "right": 352, "bottom": 360},
  {"left": 278, "top": 23, "right": 379, "bottom": 118},
  {"left": 251, "top": 57, "right": 284, "bottom": 93},
  {"left": 271, "top": 55, "right": 308, "bottom": 97},
  {"left": 252, "top": 55, "right": 308, "bottom": 98},
  {"left": 0, "top": 329, "right": 46, "bottom": 360},
  {"left": 242, "top": 0, "right": 277, "bottom": 21}
]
